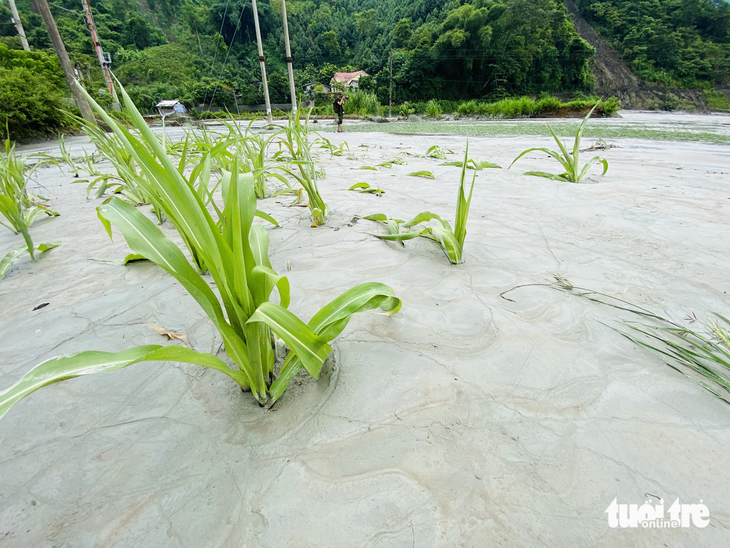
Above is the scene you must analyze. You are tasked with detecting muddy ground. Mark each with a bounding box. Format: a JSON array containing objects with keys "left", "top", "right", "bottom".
[{"left": 1, "top": 116, "right": 729, "bottom": 546}]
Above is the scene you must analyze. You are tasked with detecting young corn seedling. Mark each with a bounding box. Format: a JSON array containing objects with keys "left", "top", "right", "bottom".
[
  {"left": 510, "top": 104, "right": 608, "bottom": 182},
  {"left": 347, "top": 182, "right": 384, "bottom": 196},
  {"left": 0, "top": 81, "right": 402, "bottom": 420},
  {"left": 0, "top": 136, "right": 59, "bottom": 278},
  {"left": 274, "top": 109, "right": 328, "bottom": 226},
  {"left": 426, "top": 145, "right": 450, "bottom": 159},
  {"left": 316, "top": 135, "right": 349, "bottom": 158},
  {"left": 366, "top": 144, "right": 476, "bottom": 265}
]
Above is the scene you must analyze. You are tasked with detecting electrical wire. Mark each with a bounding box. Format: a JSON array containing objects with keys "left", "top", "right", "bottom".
[{"left": 201, "top": 0, "right": 232, "bottom": 109}]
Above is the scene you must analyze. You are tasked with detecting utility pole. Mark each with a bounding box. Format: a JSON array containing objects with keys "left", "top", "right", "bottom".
[
  {"left": 7, "top": 0, "right": 30, "bottom": 51},
  {"left": 388, "top": 49, "right": 393, "bottom": 118},
  {"left": 80, "top": 0, "right": 120, "bottom": 110},
  {"left": 34, "top": 0, "right": 95, "bottom": 124},
  {"left": 251, "top": 0, "right": 272, "bottom": 123},
  {"left": 280, "top": 0, "right": 297, "bottom": 114}
]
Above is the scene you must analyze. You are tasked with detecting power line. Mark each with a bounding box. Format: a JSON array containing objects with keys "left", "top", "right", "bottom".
[
  {"left": 208, "top": 4, "right": 247, "bottom": 109},
  {"left": 201, "top": 0, "right": 232, "bottom": 109}
]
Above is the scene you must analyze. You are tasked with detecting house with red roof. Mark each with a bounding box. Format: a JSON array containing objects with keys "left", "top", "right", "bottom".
[{"left": 330, "top": 70, "right": 369, "bottom": 90}]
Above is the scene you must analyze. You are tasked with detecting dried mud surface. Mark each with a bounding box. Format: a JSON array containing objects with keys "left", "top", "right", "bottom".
[{"left": 1, "top": 120, "right": 729, "bottom": 547}]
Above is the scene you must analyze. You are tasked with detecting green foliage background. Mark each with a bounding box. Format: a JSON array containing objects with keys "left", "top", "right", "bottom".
[
  {"left": 575, "top": 0, "right": 730, "bottom": 88},
  {"left": 0, "top": 0, "right": 729, "bottom": 138}
]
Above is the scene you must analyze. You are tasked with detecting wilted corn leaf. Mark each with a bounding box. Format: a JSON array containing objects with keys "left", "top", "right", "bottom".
[{"left": 407, "top": 171, "right": 435, "bottom": 179}]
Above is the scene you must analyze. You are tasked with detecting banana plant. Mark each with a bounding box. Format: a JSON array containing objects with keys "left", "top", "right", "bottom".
[
  {"left": 0, "top": 135, "right": 59, "bottom": 278},
  {"left": 0, "top": 80, "right": 402, "bottom": 420},
  {"left": 365, "top": 143, "right": 476, "bottom": 265},
  {"left": 509, "top": 104, "right": 608, "bottom": 182}
]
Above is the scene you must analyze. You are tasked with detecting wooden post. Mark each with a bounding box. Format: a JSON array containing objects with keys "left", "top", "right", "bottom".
[
  {"left": 7, "top": 0, "right": 30, "bottom": 51},
  {"left": 80, "top": 0, "right": 120, "bottom": 110},
  {"left": 34, "top": 0, "right": 95, "bottom": 124},
  {"left": 251, "top": 0, "right": 272, "bottom": 123},
  {"left": 280, "top": 0, "right": 297, "bottom": 113},
  {"left": 388, "top": 49, "right": 393, "bottom": 118}
]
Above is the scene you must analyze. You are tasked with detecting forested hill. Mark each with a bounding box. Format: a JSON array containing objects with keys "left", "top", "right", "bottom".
[
  {"left": 0, "top": 0, "right": 597, "bottom": 109},
  {"left": 0, "top": 0, "right": 729, "bottom": 136}
]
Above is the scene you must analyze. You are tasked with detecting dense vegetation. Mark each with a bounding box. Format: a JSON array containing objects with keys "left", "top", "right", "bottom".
[
  {"left": 0, "top": 0, "right": 595, "bottom": 114},
  {"left": 575, "top": 0, "right": 730, "bottom": 88},
  {"left": 1, "top": 0, "right": 729, "bottom": 139}
]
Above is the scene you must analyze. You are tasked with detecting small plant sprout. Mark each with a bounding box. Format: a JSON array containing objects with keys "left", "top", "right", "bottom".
[
  {"left": 0, "top": 135, "right": 59, "bottom": 278},
  {"left": 366, "top": 143, "right": 476, "bottom": 265},
  {"left": 426, "top": 145, "right": 451, "bottom": 159},
  {"left": 509, "top": 104, "right": 608, "bottom": 182},
  {"left": 347, "top": 182, "right": 384, "bottom": 196},
  {"left": 407, "top": 170, "right": 435, "bottom": 179},
  {"left": 316, "top": 135, "right": 349, "bottom": 157},
  {"left": 0, "top": 81, "right": 403, "bottom": 420}
]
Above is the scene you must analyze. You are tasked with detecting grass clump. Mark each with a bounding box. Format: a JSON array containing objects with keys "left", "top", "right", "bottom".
[
  {"left": 425, "top": 100, "right": 443, "bottom": 118},
  {"left": 344, "top": 91, "right": 382, "bottom": 117},
  {"left": 552, "top": 279, "right": 730, "bottom": 405}
]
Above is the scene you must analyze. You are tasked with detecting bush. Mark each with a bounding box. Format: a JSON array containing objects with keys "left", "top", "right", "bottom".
[
  {"left": 705, "top": 90, "right": 730, "bottom": 111},
  {"left": 344, "top": 91, "right": 381, "bottom": 116},
  {"left": 536, "top": 96, "right": 563, "bottom": 113},
  {"left": 425, "top": 99, "right": 442, "bottom": 118},
  {"left": 0, "top": 66, "right": 70, "bottom": 141}
]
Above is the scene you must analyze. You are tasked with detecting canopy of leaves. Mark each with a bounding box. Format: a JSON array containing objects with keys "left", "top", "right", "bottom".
[{"left": 575, "top": 0, "right": 730, "bottom": 87}]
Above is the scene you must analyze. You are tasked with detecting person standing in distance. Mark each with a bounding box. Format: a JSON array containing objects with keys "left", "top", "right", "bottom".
[{"left": 333, "top": 93, "right": 347, "bottom": 133}]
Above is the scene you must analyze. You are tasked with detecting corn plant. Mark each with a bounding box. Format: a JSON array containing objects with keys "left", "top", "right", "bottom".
[
  {"left": 426, "top": 145, "right": 449, "bottom": 159},
  {"left": 78, "top": 116, "right": 162, "bottom": 220},
  {"left": 316, "top": 135, "right": 349, "bottom": 158},
  {"left": 274, "top": 109, "right": 328, "bottom": 226},
  {"left": 509, "top": 104, "right": 608, "bottom": 182},
  {"left": 0, "top": 81, "right": 402, "bottom": 419},
  {"left": 365, "top": 144, "right": 476, "bottom": 265},
  {"left": 0, "top": 136, "right": 59, "bottom": 278}
]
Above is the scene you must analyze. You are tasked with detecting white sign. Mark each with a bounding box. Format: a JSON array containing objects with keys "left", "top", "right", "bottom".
[{"left": 605, "top": 497, "right": 710, "bottom": 528}]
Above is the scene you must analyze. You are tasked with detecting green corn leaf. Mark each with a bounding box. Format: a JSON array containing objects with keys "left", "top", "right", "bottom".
[
  {"left": 407, "top": 170, "right": 435, "bottom": 179},
  {"left": 369, "top": 230, "right": 424, "bottom": 242},
  {"left": 247, "top": 302, "right": 332, "bottom": 379},
  {"left": 0, "top": 345, "right": 246, "bottom": 421},
  {"left": 269, "top": 283, "right": 402, "bottom": 401},
  {"left": 123, "top": 253, "right": 147, "bottom": 265},
  {"left": 96, "top": 196, "right": 257, "bottom": 388},
  {"left": 348, "top": 182, "right": 371, "bottom": 190}
]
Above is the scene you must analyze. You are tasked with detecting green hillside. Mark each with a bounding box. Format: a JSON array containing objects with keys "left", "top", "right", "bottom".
[
  {"left": 574, "top": 0, "right": 730, "bottom": 88},
  {"left": 1, "top": 0, "right": 729, "bottom": 138}
]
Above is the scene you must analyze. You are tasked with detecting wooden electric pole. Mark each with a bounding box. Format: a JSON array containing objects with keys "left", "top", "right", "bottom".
[
  {"left": 7, "top": 0, "right": 30, "bottom": 51},
  {"left": 251, "top": 0, "right": 272, "bottom": 123},
  {"left": 81, "top": 0, "right": 120, "bottom": 110},
  {"left": 280, "top": 0, "right": 297, "bottom": 113},
  {"left": 388, "top": 49, "right": 393, "bottom": 118},
  {"left": 33, "top": 0, "right": 95, "bottom": 124}
]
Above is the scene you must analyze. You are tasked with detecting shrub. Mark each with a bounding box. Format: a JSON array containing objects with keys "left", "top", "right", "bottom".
[
  {"left": 0, "top": 66, "right": 70, "bottom": 141},
  {"left": 425, "top": 99, "right": 442, "bottom": 118},
  {"left": 536, "top": 96, "right": 563, "bottom": 113},
  {"left": 344, "top": 91, "right": 381, "bottom": 116}
]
